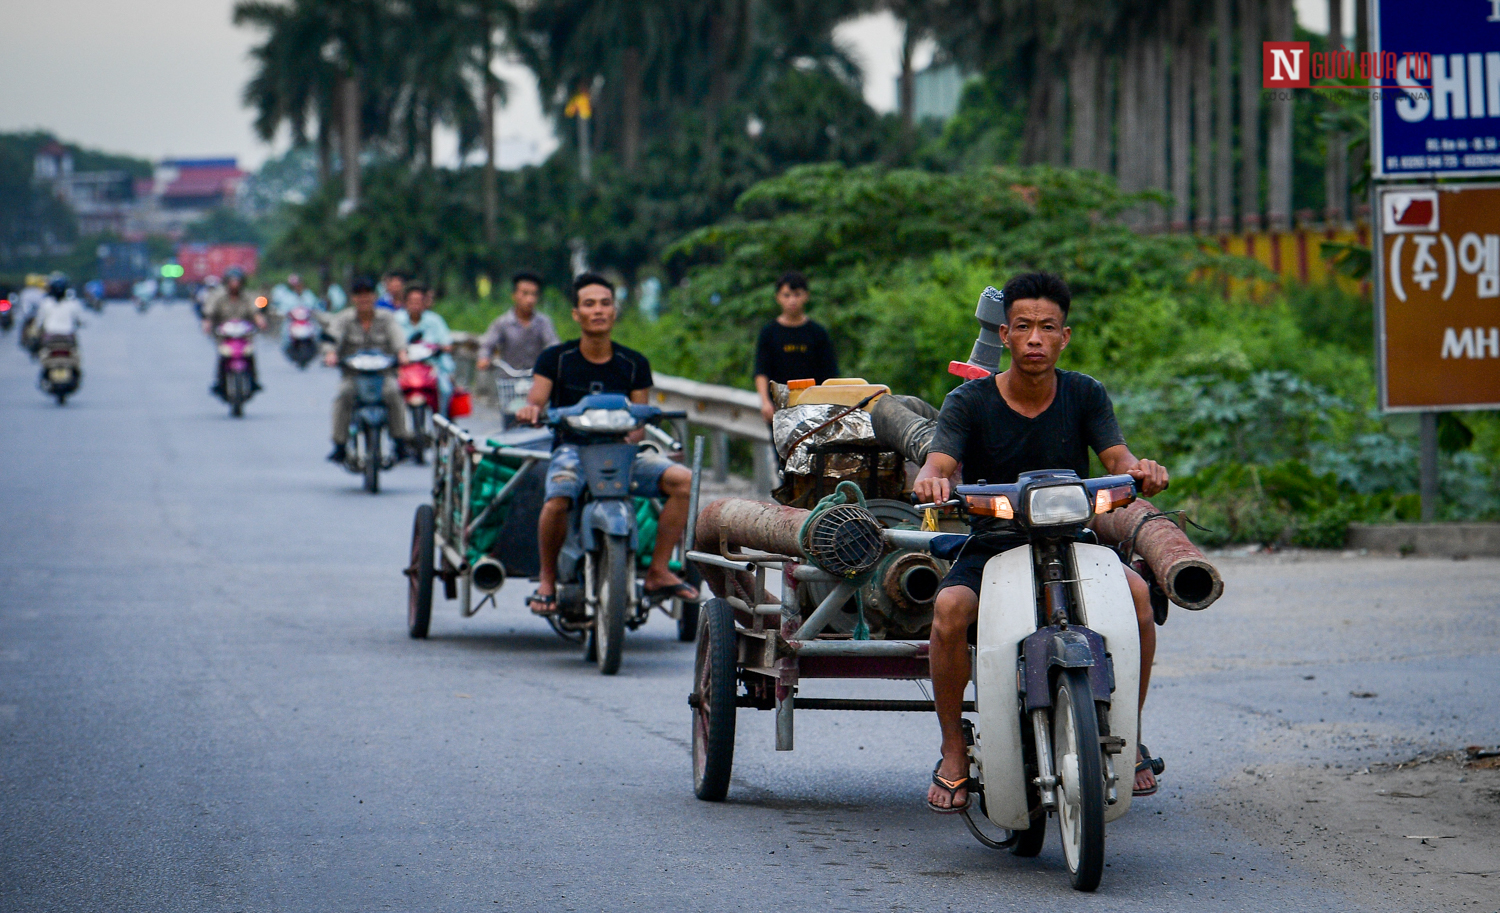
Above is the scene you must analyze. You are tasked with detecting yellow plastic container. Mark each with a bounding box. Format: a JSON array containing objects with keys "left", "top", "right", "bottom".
[{"left": 785, "top": 377, "right": 890, "bottom": 411}]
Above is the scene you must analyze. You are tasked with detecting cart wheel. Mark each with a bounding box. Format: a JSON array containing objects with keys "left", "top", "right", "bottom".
[
  {"left": 692, "top": 597, "right": 737, "bottom": 801},
  {"left": 407, "top": 504, "right": 435, "bottom": 638},
  {"left": 594, "top": 535, "right": 630, "bottom": 675},
  {"left": 582, "top": 629, "right": 598, "bottom": 664},
  {"left": 1052, "top": 669, "right": 1106, "bottom": 891},
  {"left": 364, "top": 426, "right": 381, "bottom": 493}
]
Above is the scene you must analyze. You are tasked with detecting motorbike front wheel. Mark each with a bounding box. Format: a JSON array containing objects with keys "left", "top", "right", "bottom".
[
  {"left": 408, "top": 404, "right": 429, "bottom": 464},
  {"left": 1052, "top": 668, "right": 1107, "bottom": 891},
  {"left": 592, "top": 534, "right": 630, "bottom": 675},
  {"left": 363, "top": 426, "right": 382, "bottom": 493}
]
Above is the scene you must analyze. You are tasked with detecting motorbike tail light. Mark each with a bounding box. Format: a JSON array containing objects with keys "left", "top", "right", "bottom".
[
  {"left": 255, "top": 296, "right": 268, "bottom": 308},
  {"left": 1094, "top": 484, "right": 1135, "bottom": 515},
  {"left": 49, "top": 350, "right": 72, "bottom": 358},
  {"left": 0, "top": 299, "right": 10, "bottom": 311},
  {"left": 966, "top": 493, "right": 1014, "bottom": 519}
]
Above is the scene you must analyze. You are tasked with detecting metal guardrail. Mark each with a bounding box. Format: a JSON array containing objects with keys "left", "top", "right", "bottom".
[{"left": 449, "top": 331, "right": 778, "bottom": 493}]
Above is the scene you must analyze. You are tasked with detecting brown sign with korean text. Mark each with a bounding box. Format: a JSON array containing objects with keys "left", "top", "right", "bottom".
[{"left": 1377, "top": 184, "right": 1500, "bottom": 411}]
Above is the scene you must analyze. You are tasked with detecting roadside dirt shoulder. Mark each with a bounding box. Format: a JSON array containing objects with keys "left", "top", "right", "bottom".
[{"left": 1208, "top": 753, "right": 1500, "bottom": 909}]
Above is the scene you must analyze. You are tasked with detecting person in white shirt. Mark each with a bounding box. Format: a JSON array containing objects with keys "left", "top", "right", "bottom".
[{"left": 35, "top": 276, "right": 85, "bottom": 338}]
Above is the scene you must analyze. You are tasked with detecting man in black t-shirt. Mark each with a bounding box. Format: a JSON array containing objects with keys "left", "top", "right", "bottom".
[
  {"left": 754, "top": 271, "right": 839, "bottom": 422},
  {"left": 911, "top": 272, "right": 1171, "bottom": 812},
  {"left": 516, "top": 273, "right": 698, "bottom": 616}
]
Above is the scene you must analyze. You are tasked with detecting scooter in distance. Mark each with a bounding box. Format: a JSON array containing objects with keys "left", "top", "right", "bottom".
[
  {"left": 544, "top": 393, "right": 688, "bottom": 675},
  {"left": 38, "top": 334, "right": 81, "bottom": 404},
  {"left": 214, "top": 320, "right": 258, "bottom": 417},
  {"left": 398, "top": 340, "right": 441, "bottom": 464},
  {"left": 283, "top": 306, "right": 319, "bottom": 368},
  {"left": 919, "top": 470, "right": 1146, "bottom": 892},
  {"left": 341, "top": 350, "right": 398, "bottom": 493}
]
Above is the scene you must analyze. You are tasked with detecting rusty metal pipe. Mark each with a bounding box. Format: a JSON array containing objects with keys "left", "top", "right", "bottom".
[{"left": 1091, "top": 498, "right": 1224, "bottom": 610}]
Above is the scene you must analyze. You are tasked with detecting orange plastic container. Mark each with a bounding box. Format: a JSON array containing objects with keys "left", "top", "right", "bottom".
[{"left": 784, "top": 377, "right": 890, "bottom": 410}]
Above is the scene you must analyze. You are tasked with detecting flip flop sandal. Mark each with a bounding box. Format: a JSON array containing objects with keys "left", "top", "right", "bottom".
[
  {"left": 927, "top": 759, "right": 975, "bottom": 814},
  {"left": 1134, "top": 743, "right": 1165, "bottom": 797},
  {"left": 644, "top": 581, "right": 699, "bottom": 602},
  {"left": 527, "top": 591, "right": 558, "bottom": 616}
]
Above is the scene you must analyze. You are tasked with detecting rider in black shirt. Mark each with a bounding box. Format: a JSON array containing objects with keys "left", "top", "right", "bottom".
[
  {"left": 912, "top": 273, "right": 1171, "bottom": 812},
  {"left": 516, "top": 273, "right": 698, "bottom": 616},
  {"left": 754, "top": 271, "right": 839, "bottom": 422}
]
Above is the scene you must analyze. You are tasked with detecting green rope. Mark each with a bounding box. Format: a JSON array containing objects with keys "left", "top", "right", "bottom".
[{"left": 797, "top": 480, "right": 872, "bottom": 640}]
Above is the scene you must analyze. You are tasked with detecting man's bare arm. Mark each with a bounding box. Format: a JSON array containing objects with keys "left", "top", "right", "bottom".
[
  {"left": 514, "top": 375, "right": 554, "bottom": 425},
  {"left": 912, "top": 452, "right": 960, "bottom": 505},
  {"left": 1099, "top": 444, "right": 1169, "bottom": 496}
]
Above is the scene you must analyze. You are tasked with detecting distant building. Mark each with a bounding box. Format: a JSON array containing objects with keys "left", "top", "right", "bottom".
[
  {"left": 32, "top": 141, "right": 137, "bottom": 236},
  {"left": 894, "top": 62, "right": 968, "bottom": 124},
  {"left": 133, "top": 158, "right": 248, "bottom": 236}
]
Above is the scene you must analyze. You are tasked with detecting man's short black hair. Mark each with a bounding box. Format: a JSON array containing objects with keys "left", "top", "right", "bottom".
[
  {"left": 512, "top": 270, "right": 542, "bottom": 289},
  {"left": 351, "top": 276, "right": 377, "bottom": 294},
  {"left": 1000, "top": 272, "right": 1071, "bottom": 321},
  {"left": 382, "top": 270, "right": 407, "bottom": 281},
  {"left": 572, "top": 272, "right": 614, "bottom": 304},
  {"left": 775, "top": 270, "right": 808, "bottom": 293},
  {"left": 403, "top": 283, "right": 427, "bottom": 298}
]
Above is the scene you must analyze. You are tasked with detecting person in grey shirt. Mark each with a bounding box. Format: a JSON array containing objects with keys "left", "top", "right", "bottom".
[{"left": 476, "top": 271, "right": 560, "bottom": 373}]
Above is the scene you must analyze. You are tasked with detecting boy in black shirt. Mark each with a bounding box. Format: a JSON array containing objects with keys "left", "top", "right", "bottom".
[
  {"left": 516, "top": 273, "right": 699, "bottom": 615},
  {"left": 911, "top": 273, "right": 1171, "bottom": 811},
  {"left": 754, "top": 271, "right": 839, "bottom": 422}
]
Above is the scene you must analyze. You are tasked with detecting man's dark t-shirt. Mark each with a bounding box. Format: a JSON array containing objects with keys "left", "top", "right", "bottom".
[
  {"left": 754, "top": 320, "right": 839, "bottom": 385},
  {"left": 533, "top": 340, "right": 653, "bottom": 446},
  {"left": 533, "top": 339, "right": 654, "bottom": 407},
  {"left": 928, "top": 369, "right": 1125, "bottom": 536}
]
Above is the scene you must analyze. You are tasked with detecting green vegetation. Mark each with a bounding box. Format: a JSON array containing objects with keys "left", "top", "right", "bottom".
[{"left": 617, "top": 163, "right": 1500, "bottom": 544}]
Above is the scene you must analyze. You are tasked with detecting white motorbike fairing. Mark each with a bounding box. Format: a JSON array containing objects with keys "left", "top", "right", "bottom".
[
  {"left": 973, "top": 542, "right": 1142, "bottom": 830},
  {"left": 1071, "top": 542, "right": 1140, "bottom": 823},
  {"left": 973, "top": 545, "right": 1040, "bottom": 831}
]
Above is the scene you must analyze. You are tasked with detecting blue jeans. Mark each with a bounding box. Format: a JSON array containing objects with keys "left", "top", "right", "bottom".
[{"left": 543, "top": 445, "right": 674, "bottom": 503}]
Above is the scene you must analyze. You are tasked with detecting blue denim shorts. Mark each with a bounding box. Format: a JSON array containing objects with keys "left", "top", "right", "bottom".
[{"left": 543, "top": 444, "right": 675, "bottom": 502}]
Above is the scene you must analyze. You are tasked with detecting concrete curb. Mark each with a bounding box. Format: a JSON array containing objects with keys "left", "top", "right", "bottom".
[{"left": 1346, "top": 523, "right": 1500, "bottom": 557}]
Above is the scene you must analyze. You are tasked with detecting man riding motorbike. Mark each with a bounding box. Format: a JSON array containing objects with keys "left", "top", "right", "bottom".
[
  {"left": 33, "top": 274, "right": 85, "bottom": 340},
  {"left": 394, "top": 283, "right": 454, "bottom": 415},
  {"left": 515, "top": 272, "right": 698, "bottom": 616},
  {"left": 476, "top": 271, "right": 559, "bottom": 375},
  {"left": 201, "top": 267, "right": 266, "bottom": 395},
  {"left": 324, "top": 277, "right": 412, "bottom": 464},
  {"left": 911, "top": 272, "right": 1170, "bottom": 813}
]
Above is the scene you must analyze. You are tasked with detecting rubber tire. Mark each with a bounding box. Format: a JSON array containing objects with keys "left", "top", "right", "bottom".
[
  {"left": 363, "top": 426, "right": 381, "bottom": 494},
  {"left": 692, "top": 597, "right": 738, "bottom": 801},
  {"left": 1053, "top": 668, "right": 1106, "bottom": 891},
  {"left": 675, "top": 563, "right": 703, "bottom": 642},
  {"left": 593, "top": 535, "right": 630, "bottom": 675},
  {"left": 408, "top": 504, "right": 435, "bottom": 638},
  {"left": 55, "top": 391, "right": 67, "bottom": 406}
]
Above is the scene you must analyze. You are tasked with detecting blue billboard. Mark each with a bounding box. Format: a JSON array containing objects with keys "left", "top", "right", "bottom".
[{"left": 1372, "top": 0, "right": 1500, "bottom": 179}]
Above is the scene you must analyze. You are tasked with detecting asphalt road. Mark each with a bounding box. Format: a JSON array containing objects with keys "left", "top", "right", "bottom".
[{"left": 2, "top": 305, "right": 1497, "bottom": 912}]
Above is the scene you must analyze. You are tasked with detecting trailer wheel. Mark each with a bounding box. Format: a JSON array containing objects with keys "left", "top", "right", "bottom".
[
  {"left": 407, "top": 504, "right": 435, "bottom": 638},
  {"left": 692, "top": 598, "right": 738, "bottom": 801}
]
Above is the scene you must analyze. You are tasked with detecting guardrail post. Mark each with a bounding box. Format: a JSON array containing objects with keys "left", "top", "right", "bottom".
[
  {"left": 753, "top": 443, "right": 776, "bottom": 495},
  {"left": 711, "top": 431, "right": 730, "bottom": 483}
]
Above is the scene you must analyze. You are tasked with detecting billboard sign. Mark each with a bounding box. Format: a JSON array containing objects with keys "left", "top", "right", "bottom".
[
  {"left": 1376, "top": 183, "right": 1500, "bottom": 411},
  {"left": 175, "top": 243, "right": 259, "bottom": 285},
  {"left": 1371, "top": 0, "right": 1500, "bottom": 179}
]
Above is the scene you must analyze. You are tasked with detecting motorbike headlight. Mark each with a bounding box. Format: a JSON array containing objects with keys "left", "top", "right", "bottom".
[
  {"left": 565, "top": 408, "right": 636, "bottom": 432},
  {"left": 1027, "top": 485, "right": 1092, "bottom": 526}
]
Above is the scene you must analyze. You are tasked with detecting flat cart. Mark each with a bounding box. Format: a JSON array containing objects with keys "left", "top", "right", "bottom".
[{"left": 405, "top": 414, "right": 552, "bottom": 637}]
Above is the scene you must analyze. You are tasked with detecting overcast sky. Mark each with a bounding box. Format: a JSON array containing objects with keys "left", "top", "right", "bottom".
[{"left": 0, "top": 1, "right": 1339, "bottom": 172}]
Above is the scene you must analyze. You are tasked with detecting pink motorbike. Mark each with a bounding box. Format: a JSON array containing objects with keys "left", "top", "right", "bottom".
[{"left": 215, "top": 320, "right": 257, "bottom": 417}]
